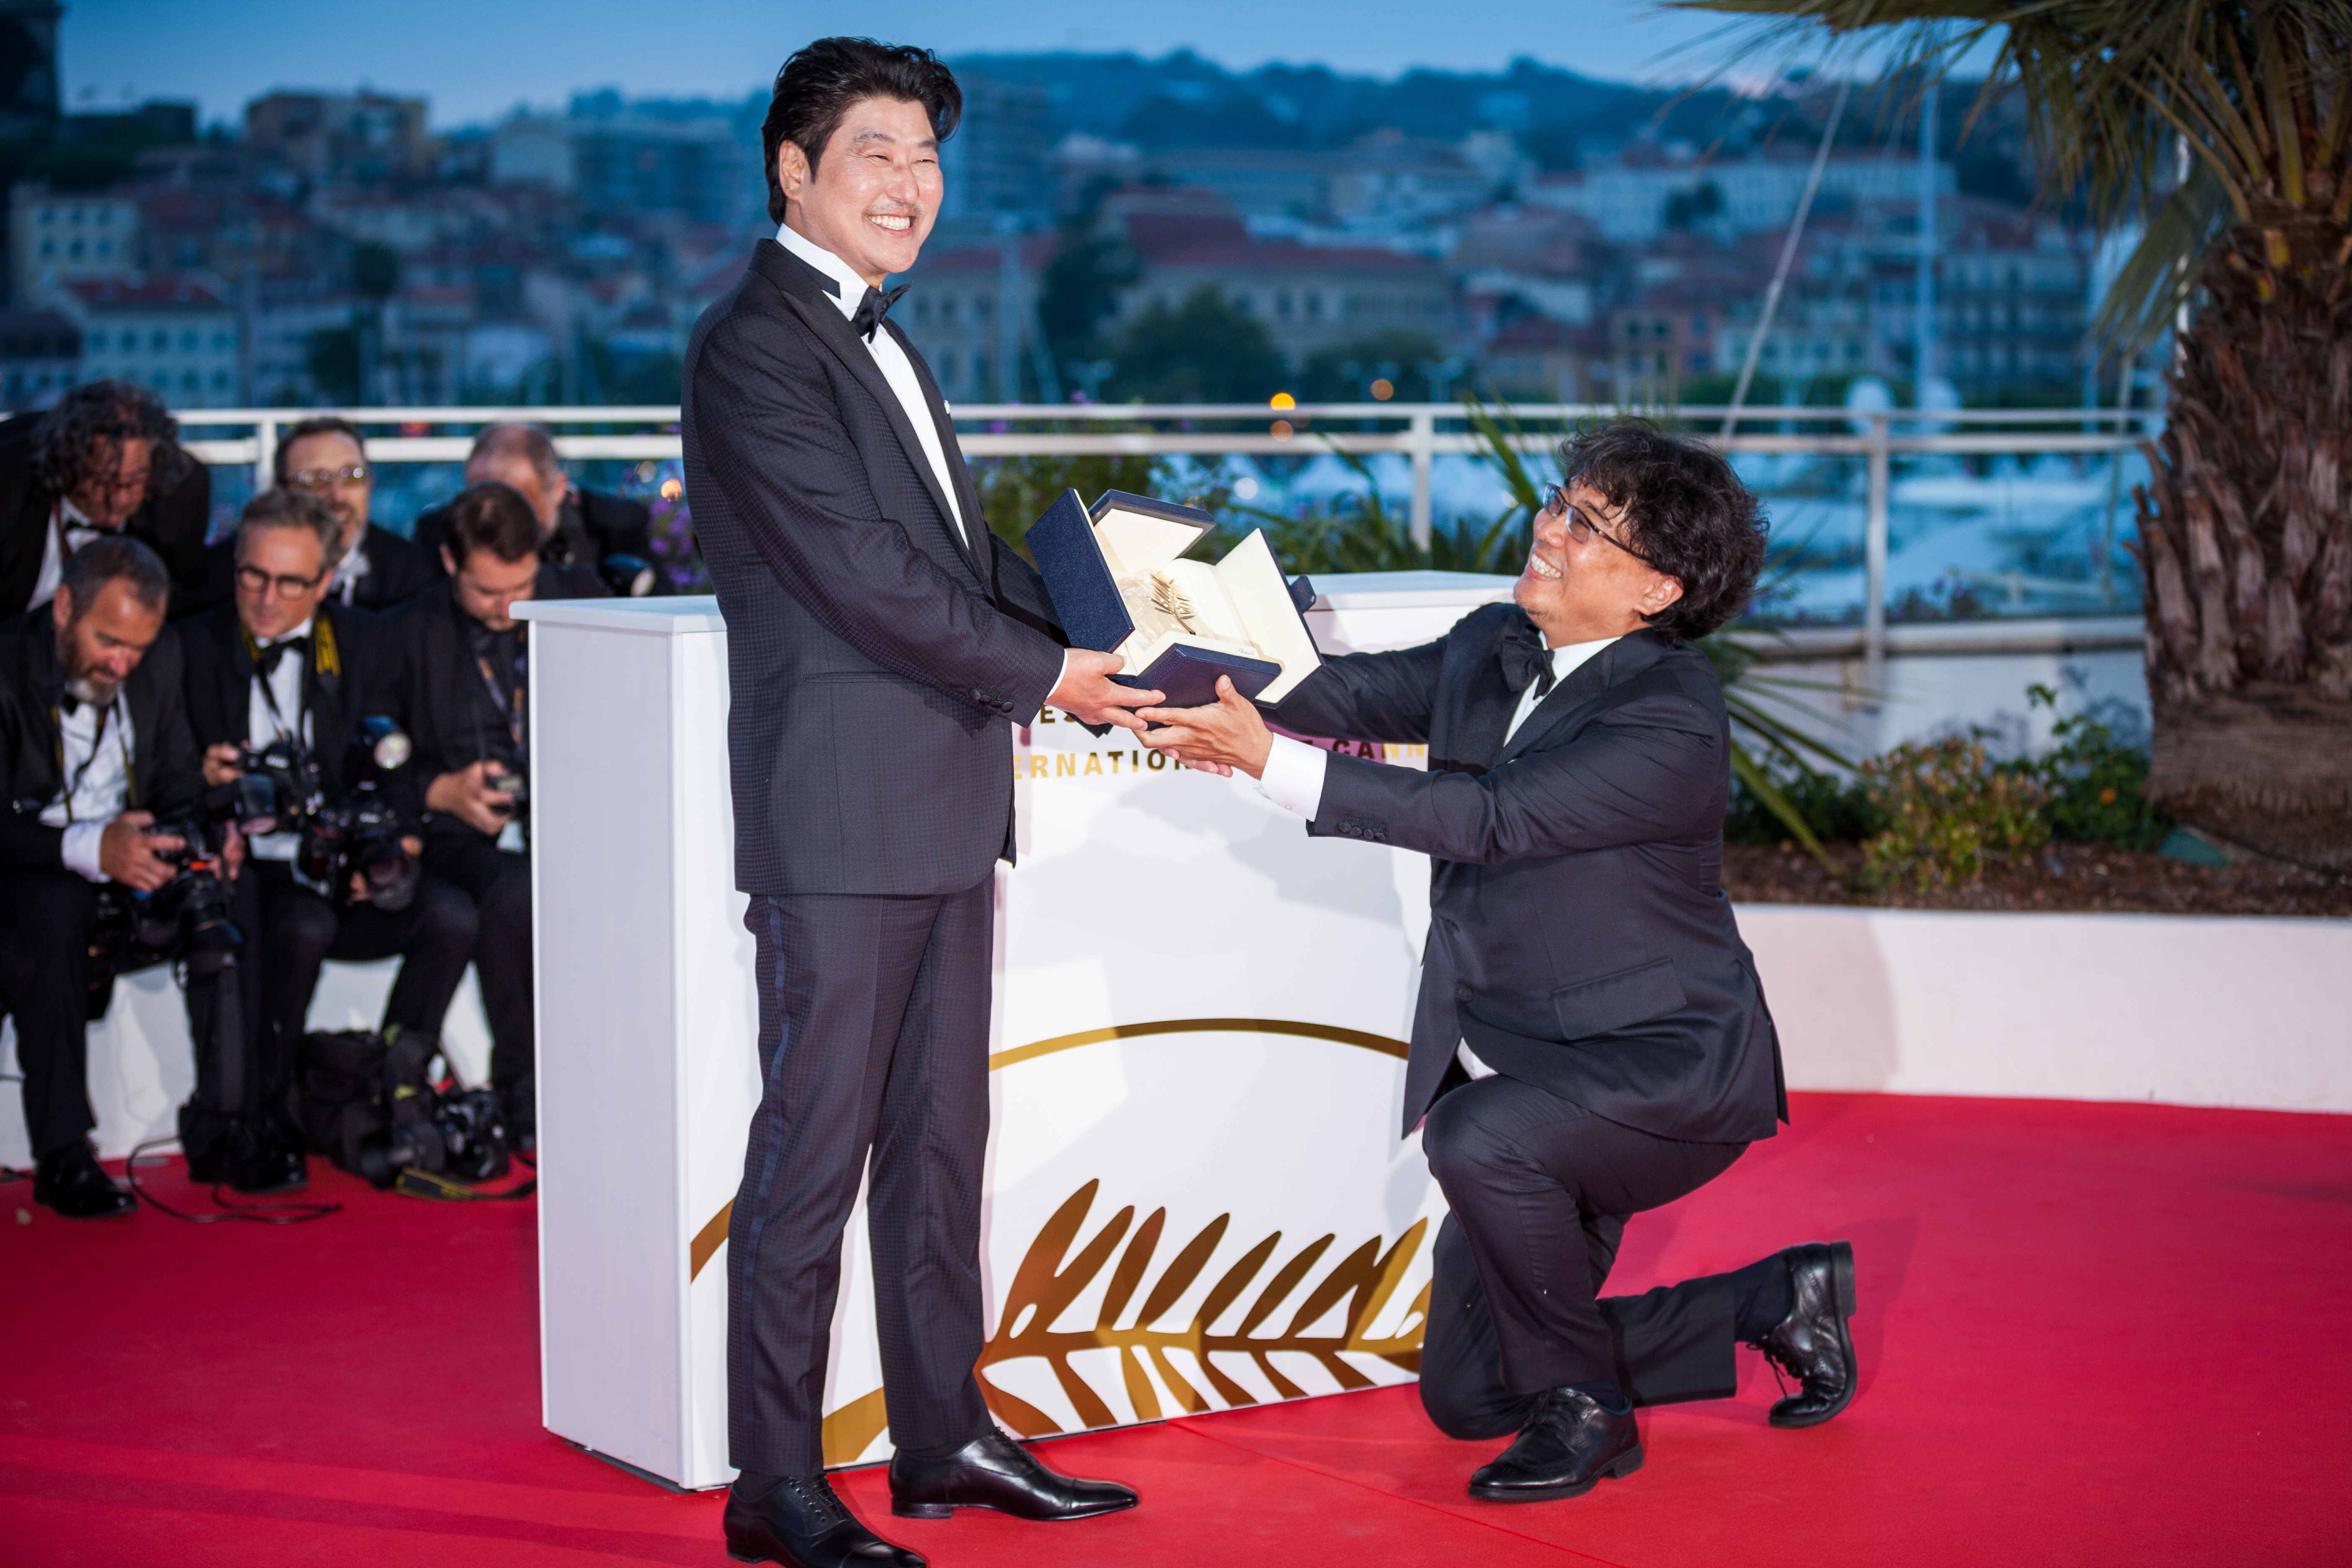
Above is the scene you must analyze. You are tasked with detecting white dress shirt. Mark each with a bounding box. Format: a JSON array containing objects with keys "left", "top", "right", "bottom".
[
  {"left": 1255, "top": 632, "right": 1620, "bottom": 1082},
  {"left": 245, "top": 616, "right": 314, "bottom": 861},
  {"left": 774, "top": 222, "right": 1071, "bottom": 720},
  {"left": 39, "top": 691, "right": 133, "bottom": 881},
  {"left": 775, "top": 222, "right": 966, "bottom": 547},
  {"left": 28, "top": 496, "right": 103, "bottom": 611},
  {"left": 329, "top": 534, "right": 372, "bottom": 605}
]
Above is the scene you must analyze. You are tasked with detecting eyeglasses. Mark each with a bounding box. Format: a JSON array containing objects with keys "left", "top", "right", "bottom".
[
  {"left": 235, "top": 563, "right": 328, "bottom": 598},
  {"left": 287, "top": 464, "right": 369, "bottom": 490},
  {"left": 1542, "top": 485, "right": 1659, "bottom": 568}
]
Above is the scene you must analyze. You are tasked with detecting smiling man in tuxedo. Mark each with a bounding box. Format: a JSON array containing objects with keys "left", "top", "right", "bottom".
[
  {"left": 681, "top": 38, "right": 1153, "bottom": 1568},
  {"left": 1140, "top": 424, "right": 1859, "bottom": 1505}
]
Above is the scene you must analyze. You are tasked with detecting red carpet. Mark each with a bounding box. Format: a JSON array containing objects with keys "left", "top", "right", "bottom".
[{"left": 4, "top": 1091, "right": 2348, "bottom": 1567}]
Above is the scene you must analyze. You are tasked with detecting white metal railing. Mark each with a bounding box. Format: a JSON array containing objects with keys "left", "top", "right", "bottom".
[{"left": 172, "top": 401, "right": 2163, "bottom": 678}]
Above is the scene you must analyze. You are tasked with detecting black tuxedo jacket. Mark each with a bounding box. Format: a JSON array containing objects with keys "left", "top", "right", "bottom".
[
  {"left": 1271, "top": 608, "right": 1786, "bottom": 1144},
  {"left": 0, "top": 413, "right": 213, "bottom": 617},
  {"left": 681, "top": 239, "right": 1067, "bottom": 896},
  {"left": 179, "top": 598, "right": 399, "bottom": 801},
  {"left": 186, "top": 522, "right": 439, "bottom": 619},
  {"left": 415, "top": 487, "right": 663, "bottom": 591},
  {"left": 386, "top": 567, "right": 602, "bottom": 843},
  {"left": 0, "top": 607, "right": 203, "bottom": 872}
]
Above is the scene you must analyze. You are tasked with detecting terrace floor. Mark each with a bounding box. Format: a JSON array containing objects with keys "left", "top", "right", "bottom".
[{"left": 4, "top": 1091, "right": 2347, "bottom": 1567}]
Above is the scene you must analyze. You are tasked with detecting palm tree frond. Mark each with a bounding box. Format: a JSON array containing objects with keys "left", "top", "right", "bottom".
[{"left": 2093, "top": 160, "right": 2230, "bottom": 356}]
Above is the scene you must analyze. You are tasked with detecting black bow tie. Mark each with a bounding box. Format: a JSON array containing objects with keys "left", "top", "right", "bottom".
[
  {"left": 1498, "top": 620, "right": 1556, "bottom": 698},
  {"left": 851, "top": 283, "right": 910, "bottom": 342},
  {"left": 254, "top": 635, "right": 308, "bottom": 678}
]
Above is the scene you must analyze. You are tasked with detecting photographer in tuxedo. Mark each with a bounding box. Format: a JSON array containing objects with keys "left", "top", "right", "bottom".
[
  {"left": 390, "top": 481, "right": 601, "bottom": 1149},
  {"left": 413, "top": 423, "right": 671, "bottom": 595},
  {"left": 181, "top": 490, "right": 478, "bottom": 1191},
  {"left": 682, "top": 37, "right": 1155, "bottom": 1568},
  {"left": 1140, "top": 423, "right": 1858, "bottom": 1504},
  {"left": 0, "top": 537, "right": 211, "bottom": 1216},
  {"left": 0, "top": 380, "right": 211, "bottom": 617}
]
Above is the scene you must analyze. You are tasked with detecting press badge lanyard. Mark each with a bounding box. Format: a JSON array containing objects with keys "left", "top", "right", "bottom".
[
  {"left": 51, "top": 697, "right": 132, "bottom": 824},
  {"left": 473, "top": 637, "right": 524, "bottom": 753}
]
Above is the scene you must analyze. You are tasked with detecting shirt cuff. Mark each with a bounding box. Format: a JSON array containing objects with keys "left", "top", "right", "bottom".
[
  {"left": 1028, "top": 650, "right": 1073, "bottom": 727},
  {"left": 61, "top": 820, "right": 107, "bottom": 882},
  {"left": 1456, "top": 1040, "right": 1499, "bottom": 1081},
  {"left": 1255, "top": 734, "right": 1328, "bottom": 820}
]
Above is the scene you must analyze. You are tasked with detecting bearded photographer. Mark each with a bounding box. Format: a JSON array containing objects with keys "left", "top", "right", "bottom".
[
  {"left": 392, "top": 481, "right": 604, "bottom": 1147},
  {"left": 0, "top": 536, "right": 221, "bottom": 1217},
  {"left": 182, "top": 489, "right": 478, "bottom": 1191}
]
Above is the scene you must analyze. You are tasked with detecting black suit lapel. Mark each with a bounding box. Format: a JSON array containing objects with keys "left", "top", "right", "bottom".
[
  {"left": 750, "top": 242, "right": 980, "bottom": 588},
  {"left": 1494, "top": 630, "right": 1671, "bottom": 767}
]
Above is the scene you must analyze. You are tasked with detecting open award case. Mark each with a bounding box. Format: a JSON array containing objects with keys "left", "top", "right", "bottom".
[{"left": 1027, "top": 488, "right": 1321, "bottom": 708}]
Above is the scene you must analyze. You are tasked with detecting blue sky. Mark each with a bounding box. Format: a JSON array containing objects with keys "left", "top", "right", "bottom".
[{"left": 72, "top": 0, "right": 1788, "bottom": 127}]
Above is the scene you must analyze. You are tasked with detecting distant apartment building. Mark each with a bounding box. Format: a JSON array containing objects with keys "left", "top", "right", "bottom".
[
  {"left": 897, "top": 235, "right": 1052, "bottom": 402},
  {"left": 1529, "top": 149, "right": 1957, "bottom": 245},
  {"left": 1928, "top": 202, "right": 2090, "bottom": 395},
  {"left": 1476, "top": 316, "right": 1608, "bottom": 403},
  {"left": 0, "top": 306, "right": 79, "bottom": 410},
  {"left": 245, "top": 91, "right": 433, "bottom": 184},
  {"left": 940, "top": 75, "right": 1055, "bottom": 231},
  {"left": 10, "top": 184, "right": 140, "bottom": 298},
  {"left": 571, "top": 114, "right": 750, "bottom": 228},
  {"left": 1143, "top": 131, "right": 1508, "bottom": 227},
  {"left": 49, "top": 275, "right": 241, "bottom": 407},
  {"left": 1102, "top": 187, "right": 1453, "bottom": 367}
]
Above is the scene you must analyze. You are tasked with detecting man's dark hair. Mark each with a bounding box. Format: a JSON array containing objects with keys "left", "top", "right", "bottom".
[
  {"left": 58, "top": 534, "right": 170, "bottom": 623},
  {"left": 441, "top": 481, "right": 541, "bottom": 568},
  {"left": 761, "top": 38, "right": 962, "bottom": 225},
  {"left": 237, "top": 487, "right": 338, "bottom": 555},
  {"left": 1558, "top": 421, "right": 1768, "bottom": 642},
  {"left": 273, "top": 415, "right": 368, "bottom": 485},
  {"left": 34, "top": 379, "right": 190, "bottom": 502}
]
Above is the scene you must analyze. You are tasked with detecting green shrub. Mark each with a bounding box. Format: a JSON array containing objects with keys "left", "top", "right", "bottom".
[
  {"left": 2015, "top": 683, "right": 2171, "bottom": 851},
  {"left": 1726, "top": 760, "right": 1884, "bottom": 846},
  {"left": 1859, "top": 735, "right": 2051, "bottom": 891}
]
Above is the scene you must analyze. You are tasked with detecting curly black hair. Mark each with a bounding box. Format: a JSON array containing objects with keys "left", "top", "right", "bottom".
[
  {"left": 762, "top": 38, "right": 962, "bottom": 225},
  {"left": 1558, "top": 421, "right": 1767, "bottom": 642},
  {"left": 34, "top": 379, "right": 192, "bottom": 504}
]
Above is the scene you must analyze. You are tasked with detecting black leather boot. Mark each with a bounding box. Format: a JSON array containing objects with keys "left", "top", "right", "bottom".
[
  {"left": 1467, "top": 1386, "right": 1643, "bottom": 1502},
  {"left": 31, "top": 1142, "right": 134, "bottom": 1219},
  {"left": 1754, "top": 1240, "right": 1858, "bottom": 1428},
  {"left": 887, "top": 1429, "right": 1137, "bottom": 1521},
  {"left": 722, "top": 1471, "right": 921, "bottom": 1568},
  {"left": 186, "top": 1118, "right": 307, "bottom": 1194}
]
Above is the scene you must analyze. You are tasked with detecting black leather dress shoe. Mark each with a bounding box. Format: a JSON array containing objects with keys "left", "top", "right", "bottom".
[
  {"left": 722, "top": 1472, "right": 922, "bottom": 1568},
  {"left": 31, "top": 1143, "right": 134, "bottom": 1219},
  {"left": 1756, "top": 1240, "right": 1858, "bottom": 1429},
  {"left": 1467, "top": 1386, "right": 1643, "bottom": 1503},
  {"left": 888, "top": 1429, "right": 1138, "bottom": 1521}
]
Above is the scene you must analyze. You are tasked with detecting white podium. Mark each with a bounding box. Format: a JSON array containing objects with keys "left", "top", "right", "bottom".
[{"left": 523, "top": 572, "right": 1515, "bottom": 1490}]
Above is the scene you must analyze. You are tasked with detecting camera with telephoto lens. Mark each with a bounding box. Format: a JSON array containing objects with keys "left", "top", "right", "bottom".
[
  {"left": 239, "top": 716, "right": 419, "bottom": 910},
  {"left": 83, "top": 769, "right": 279, "bottom": 1021},
  {"left": 353, "top": 1027, "right": 511, "bottom": 1188}
]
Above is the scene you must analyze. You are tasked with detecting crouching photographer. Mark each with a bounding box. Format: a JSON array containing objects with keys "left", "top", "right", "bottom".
[
  {"left": 394, "top": 481, "right": 605, "bottom": 1149},
  {"left": 0, "top": 537, "right": 228, "bottom": 1216},
  {"left": 182, "top": 490, "right": 479, "bottom": 1192}
]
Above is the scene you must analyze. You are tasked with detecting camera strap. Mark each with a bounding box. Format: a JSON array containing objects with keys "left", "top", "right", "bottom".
[
  {"left": 49, "top": 695, "right": 132, "bottom": 824},
  {"left": 472, "top": 640, "right": 525, "bottom": 755}
]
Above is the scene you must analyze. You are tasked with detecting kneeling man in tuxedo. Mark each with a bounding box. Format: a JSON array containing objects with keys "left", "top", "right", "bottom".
[{"left": 1140, "top": 423, "right": 1859, "bottom": 1502}]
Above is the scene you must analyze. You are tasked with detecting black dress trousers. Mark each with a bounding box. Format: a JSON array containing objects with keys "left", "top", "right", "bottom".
[
  {"left": 725, "top": 880, "right": 996, "bottom": 1476},
  {"left": 1417, "top": 1072, "right": 1753, "bottom": 1440}
]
